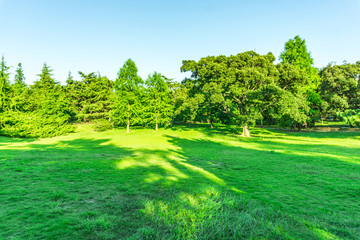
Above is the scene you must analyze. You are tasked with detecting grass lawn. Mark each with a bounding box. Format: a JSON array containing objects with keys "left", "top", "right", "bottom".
[{"left": 1, "top": 124, "right": 359, "bottom": 239}]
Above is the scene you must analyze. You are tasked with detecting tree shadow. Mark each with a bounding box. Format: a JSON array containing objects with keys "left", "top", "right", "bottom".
[
  {"left": 0, "top": 136, "right": 36, "bottom": 146},
  {"left": 165, "top": 134, "right": 360, "bottom": 239}
]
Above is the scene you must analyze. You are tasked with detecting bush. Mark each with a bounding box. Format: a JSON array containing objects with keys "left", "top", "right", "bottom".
[
  {"left": 0, "top": 111, "right": 75, "bottom": 138},
  {"left": 338, "top": 109, "right": 360, "bottom": 128},
  {"left": 93, "top": 118, "right": 113, "bottom": 132}
]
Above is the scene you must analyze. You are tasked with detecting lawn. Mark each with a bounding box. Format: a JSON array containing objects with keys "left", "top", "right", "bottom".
[{"left": 1, "top": 124, "right": 359, "bottom": 239}]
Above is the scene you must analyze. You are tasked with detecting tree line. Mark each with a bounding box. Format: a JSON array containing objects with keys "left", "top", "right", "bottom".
[{"left": 0, "top": 36, "right": 359, "bottom": 138}]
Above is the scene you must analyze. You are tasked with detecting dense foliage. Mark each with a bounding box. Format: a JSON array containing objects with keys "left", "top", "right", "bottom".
[{"left": 0, "top": 36, "right": 359, "bottom": 138}]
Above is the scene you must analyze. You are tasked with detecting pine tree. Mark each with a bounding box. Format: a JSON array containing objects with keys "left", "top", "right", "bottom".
[
  {"left": 33, "top": 63, "right": 58, "bottom": 90},
  {"left": 113, "top": 59, "right": 143, "bottom": 132},
  {"left": 279, "top": 35, "right": 320, "bottom": 89},
  {"left": 14, "top": 63, "right": 26, "bottom": 86},
  {"left": 144, "top": 72, "right": 174, "bottom": 130},
  {"left": 74, "top": 72, "right": 113, "bottom": 122},
  {"left": 0, "top": 56, "right": 11, "bottom": 112},
  {"left": 11, "top": 63, "right": 28, "bottom": 111}
]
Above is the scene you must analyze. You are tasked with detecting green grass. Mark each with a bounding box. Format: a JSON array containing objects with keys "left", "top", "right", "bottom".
[{"left": 1, "top": 124, "right": 359, "bottom": 239}]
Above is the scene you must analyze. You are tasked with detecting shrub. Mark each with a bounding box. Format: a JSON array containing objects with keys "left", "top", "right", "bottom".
[
  {"left": 93, "top": 118, "right": 113, "bottom": 132},
  {"left": 338, "top": 109, "right": 360, "bottom": 128},
  {"left": 0, "top": 111, "right": 75, "bottom": 138}
]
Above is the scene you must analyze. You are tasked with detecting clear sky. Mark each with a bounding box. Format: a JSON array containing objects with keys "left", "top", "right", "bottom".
[{"left": 1, "top": 0, "right": 360, "bottom": 84}]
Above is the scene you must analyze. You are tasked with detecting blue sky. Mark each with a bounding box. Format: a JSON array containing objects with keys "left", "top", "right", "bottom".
[{"left": 1, "top": 0, "right": 360, "bottom": 84}]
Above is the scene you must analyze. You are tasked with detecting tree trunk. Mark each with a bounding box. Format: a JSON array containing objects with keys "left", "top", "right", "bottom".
[
  {"left": 321, "top": 118, "right": 324, "bottom": 125},
  {"left": 242, "top": 125, "right": 250, "bottom": 137},
  {"left": 127, "top": 104, "right": 130, "bottom": 133},
  {"left": 210, "top": 120, "right": 214, "bottom": 129},
  {"left": 155, "top": 112, "right": 158, "bottom": 131},
  {"left": 297, "top": 123, "right": 301, "bottom": 132}
]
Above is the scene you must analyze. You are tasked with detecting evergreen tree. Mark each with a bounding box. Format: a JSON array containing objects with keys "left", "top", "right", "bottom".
[
  {"left": 74, "top": 72, "right": 113, "bottom": 122},
  {"left": 30, "top": 63, "right": 72, "bottom": 121},
  {"left": 34, "top": 63, "right": 58, "bottom": 89},
  {"left": 0, "top": 56, "right": 11, "bottom": 112},
  {"left": 144, "top": 72, "right": 173, "bottom": 130},
  {"left": 279, "top": 35, "right": 320, "bottom": 88},
  {"left": 113, "top": 59, "right": 143, "bottom": 132},
  {"left": 66, "top": 71, "right": 74, "bottom": 85},
  {"left": 14, "top": 63, "right": 26, "bottom": 86},
  {"left": 11, "top": 63, "right": 28, "bottom": 111}
]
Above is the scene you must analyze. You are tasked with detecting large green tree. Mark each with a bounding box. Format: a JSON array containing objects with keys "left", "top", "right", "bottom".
[
  {"left": 67, "top": 72, "right": 113, "bottom": 122},
  {"left": 182, "top": 51, "right": 279, "bottom": 136},
  {"left": 279, "top": 35, "right": 320, "bottom": 88},
  {"left": 279, "top": 35, "right": 321, "bottom": 125},
  {"left": 113, "top": 59, "right": 143, "bottom": 132},
  {"left": 319, "top": 62, "right": 360, "bottom": 116},
  {"left": 1, "top": 63, "right": 74, "bottom": 138},
  {"left": 144, "top": 72, "right": 174, "bottom": 130},
  {"left": 275, "top": 63, "right": 310, "bottom": 129}
]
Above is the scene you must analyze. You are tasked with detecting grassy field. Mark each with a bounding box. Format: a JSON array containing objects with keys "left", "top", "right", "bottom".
[{"left": 1, "top": 124, "right": 359, "bottom": 239}]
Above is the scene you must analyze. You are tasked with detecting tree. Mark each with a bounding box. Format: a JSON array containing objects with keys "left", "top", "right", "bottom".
[
  {"left": 71, "top": 72, "right": 113, "bottom": 122},
  {"left": 144, "top": 72, "right": 174, "bottom": 130},
  {"left": 173, "top": 78, "right": 205, "bottom": 124},
  {"left": 275, "top": 63, "right": 310, "bottom": 130},
  {"left": 113, "top": 59, "right": 143, "bottom": 132},
  {"left": 34, "top": 63, "right": 58, "bottom": 89},
  {"left": 279, "top": 35, "right": 320, "bottom": 89},
  {"left": 1, "top": 63, "right": 74, "bottom": 138},
  {"left": 11, "top": 63, "right": 28, "bottom": 111},
  {"left": 66, "top": 71, "right": 74, "bottom": 85},
  {"left": 181, "top": 56, "right": 230, "bottom": 128},
  {"left": 280, "top": 36, "right": 323, "bottom": 123},
  {"left": 338, "top": 109, "right": 360, "bottom": 128},
  {"left": 319, "top": 62, "right": 360, "bottom": 117},
  {"left": 0, "top": 56, "right": 11, "bottom": 112},
  {"left": 30, "top": 63, "right": 73, "bottom": 121},
  {"left": 181, "top": 51, "right": 279, "bottom": 136}
]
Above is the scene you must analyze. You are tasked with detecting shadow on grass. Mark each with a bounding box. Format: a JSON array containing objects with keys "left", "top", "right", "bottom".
[
  {"left": 1, "top": 130, "right": 359, "bottom": 239},
  {"left": 0, "top": 136, "right": 36, "bottom": 146}
]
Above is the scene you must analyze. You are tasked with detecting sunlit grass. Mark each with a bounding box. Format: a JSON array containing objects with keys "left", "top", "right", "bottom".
[{"left": 1, "top": 124, "right": 359, "bottom": 239}]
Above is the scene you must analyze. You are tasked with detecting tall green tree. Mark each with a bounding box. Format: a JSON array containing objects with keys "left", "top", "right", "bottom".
[
  {"left": 279, "top": 35, "right": 321, "bottom": 125},
  {"left": 180, "top": 56, "right": 233, "bottom": 127},
  {"left": 144, "top": 72, "right": 174, "bottom": 130},
  {"left": 0, "top": 56, "right": 11, "bottom": 112},
  {"left": 30, "top": 63, "right": 72, "bottom": 119},
  {"left": 275, "top": 63, "right": 310, "bottom": 129},
  {"left": 33, "top": 63, "right": 58, "bottom": 89},
  {"left": 11, "top": 63, "right": 28, "bottom": 111},
  {"left": 113, "top": 59, "right": 143, "bottom": 132},
  {"left": 1, "top": 63, "right": 74, "bottom": 138},
  {"left": 73, "top": 72, "right": 113, "bottom": 122},
  {"left": 14, "top": 63, "right": 26, "bottom": 86},
  {"left": 279, "top": 35, "right": 320, "bottom": 88}
]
